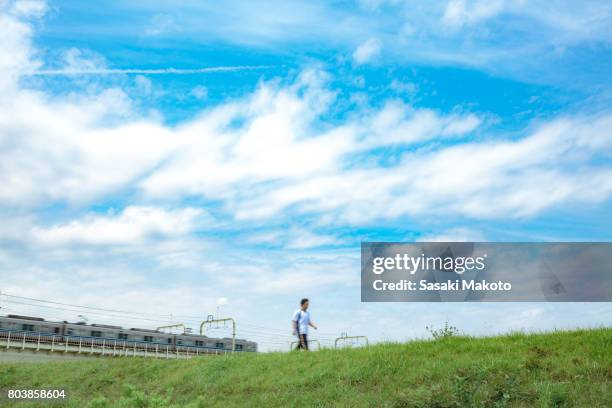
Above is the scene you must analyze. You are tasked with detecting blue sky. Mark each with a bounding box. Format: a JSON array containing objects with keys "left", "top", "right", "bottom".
[{"left": 0, "top": 0, "right": 611, "bottom": 350}]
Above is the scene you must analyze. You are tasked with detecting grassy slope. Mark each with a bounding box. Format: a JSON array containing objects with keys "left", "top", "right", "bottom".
[{"left": 1, "top": 328, "right": 610, "bottom": 408}]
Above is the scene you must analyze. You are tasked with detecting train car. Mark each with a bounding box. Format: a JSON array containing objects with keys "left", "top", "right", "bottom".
[
  {"left": 238, "top": 339, "right": 258, "bottom": 352},
  {"left": 65, "top": 322, "right": 122, "bottom": 340},
  {"left": 176, "top": 333, "right": 226, "bottom": 349},
  {"left": 127, "top": 327, "right": 174, "bottom": 345},
  {"left": 0, "top": 315, "right": 63, "bottom": 335},
  {"left": 0, "top": 315, "right": 257, "bottom": 353},
  {"left": 175, "top": 333, "right": 257, "bottom": 352}
]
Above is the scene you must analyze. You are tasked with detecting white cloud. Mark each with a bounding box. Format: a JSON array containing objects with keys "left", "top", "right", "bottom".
[
  {"left": 0, "top": 1, "right": 41, "bottom": 91},
  {"left": 233, "top": 114, "right": 612, "bottom": 223},
  {"left": 190, "top": 85, "right": 208, "bottom": 100},
  {"left": 0, "top": 93, "right": 174, "bottom": 205},
  {"left": 419, "top": 227, "right": 486, "bottom": 242},
  {"left": 353, "top": 37, "right": 382, "bottom": 65},
  {"left": 441, "top": 113, "right": 481, "bottom": 135},
  {"left": 60, "top": 47, "right": 108, "bottom": 73},
  {"left": 1, "top": 2, "right": 611, "bottom": 229},
  {"left": 246, "top": 227, "right": 340, "bottom": 249},
  {"left": 26, "top": 65, "right": 273, "bottom": 76},
  {"left": 134, "top": 74, "right": 154, "bottom": 95},
  {"left": 23, "top": 0, "right": 609, "bottom": 89},
  {"left": 390, "top": 79, "right": 417, "bottom": 96},
  {"left": 441, "top": 0, "right": 505, "bottom": 29},
  {"left": 9, "top": 0, "right": 46, "bottom": 17},
  {"left": 31, "top": 206, "right": 204, "bottom": 246},
  {"left": 144, "top": 13, "right": 178, "bottom": 36},
  {"left": 285, "top": 228, "right": 339, "bottom": 249},
  {"left": 1, "top": 4, "right": 610, "bottom": 227}
]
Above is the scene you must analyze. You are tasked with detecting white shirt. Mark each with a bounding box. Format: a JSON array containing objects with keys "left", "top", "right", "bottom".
[{"left": 292, "top": 309, "right": 311, "bottom": 335}]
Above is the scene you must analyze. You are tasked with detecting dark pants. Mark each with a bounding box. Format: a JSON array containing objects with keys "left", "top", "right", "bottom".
[{"left": 296, "top": 333, "right": 308, "bottom": 350}]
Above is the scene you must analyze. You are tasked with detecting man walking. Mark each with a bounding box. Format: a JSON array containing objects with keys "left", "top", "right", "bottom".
[{"left": 292, "top": 298, "right": 317, "bottom": 350}]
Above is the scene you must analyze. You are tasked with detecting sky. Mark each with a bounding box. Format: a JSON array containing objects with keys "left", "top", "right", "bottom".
[{"left": 0, "top": 0, "right": 611, "bottom": 351}]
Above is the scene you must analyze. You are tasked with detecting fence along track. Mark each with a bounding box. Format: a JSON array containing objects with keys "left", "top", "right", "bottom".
[{"left": 0, "top": 328, "right": 239, "bottom": 359}]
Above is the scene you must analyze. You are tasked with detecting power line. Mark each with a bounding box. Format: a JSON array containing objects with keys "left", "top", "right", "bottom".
[
  {"left": 1, "top": 293, "right": 340, "bottom": 336},
  {"left": 1, "top": 293, "right": 178, "bottom": 319},
  {"left": 240, "top": 321, "right": 339, "bottom": 337},
  {"left": 0, "top": 291, "right": 341, "bottom": 351},
  {"left": 245, "top": 332, "right": 335, "bottom": 342},
  {"left": 1, "top": 299, "right": 179, "bottom": 325},
  {"left": 1, "top": 294, "right": 304, "bottom": 335}
]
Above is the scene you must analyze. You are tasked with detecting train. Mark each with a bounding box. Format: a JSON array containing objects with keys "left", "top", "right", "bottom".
[{"left": 0, "top": 314, "right": 257, "bottom": 353}]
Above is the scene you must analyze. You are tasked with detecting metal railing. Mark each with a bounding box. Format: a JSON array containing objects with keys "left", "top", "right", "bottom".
[
  {"left": 290, "top": 339, "right": 321, "bottom": 351},
  {"left": 334, "top": 335, "right": 369, "bottom": 348},
  {"left": 0, "top": 328, "right": 252, "bottom": 359}
]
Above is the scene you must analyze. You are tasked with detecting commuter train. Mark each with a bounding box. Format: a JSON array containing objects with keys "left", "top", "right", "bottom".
[{"left": 0, "top": 314, "right": 257, "bottom": 352}]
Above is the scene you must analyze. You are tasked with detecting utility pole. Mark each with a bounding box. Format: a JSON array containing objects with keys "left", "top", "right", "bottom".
[{"left": 200, "top": 316, "right": 236, "bottom": 352}]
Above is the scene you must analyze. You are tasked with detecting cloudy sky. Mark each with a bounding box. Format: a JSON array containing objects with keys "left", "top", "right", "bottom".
[{"left": 0, "top": 0, "right": 611, "bottom": 350}]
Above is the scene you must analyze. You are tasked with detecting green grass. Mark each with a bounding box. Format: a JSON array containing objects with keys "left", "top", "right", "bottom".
[{"left": 1, "top": 328, "right": 610, "bottom": 407}]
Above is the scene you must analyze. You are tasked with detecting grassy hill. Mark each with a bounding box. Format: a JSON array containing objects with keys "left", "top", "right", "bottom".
[{"left": 1, "top": 328, "right": 610, "bottom": 407}]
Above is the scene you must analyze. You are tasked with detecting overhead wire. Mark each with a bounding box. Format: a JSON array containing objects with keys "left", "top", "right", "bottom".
[{"left": 0, "top": 291, "right": 341, "bottom": 350}]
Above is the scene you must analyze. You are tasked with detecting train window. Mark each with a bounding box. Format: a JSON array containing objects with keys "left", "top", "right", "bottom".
[
  {"left": 167, "top": 338, "right": 172, "bottom": 344},
  {"left": 54, "top": 327, "right": 60, "bottom": 334},
  {"left": 144, "top": 336, "right": 153, "bottom": 342},
  {"left": 215, "top": 342, "right": 224, "bottom": 349},
  {"left": 118, "top": 333, "right": 128, "bottom": 340},
  {"left": 195, "top": 340, "right": 204, "bottom": 347},
  {"left": 90, "top": 330, "right": 103, "bottom": 337},
  {"left": 22, "top": 324, "right": 35, "bottom": 331},
  {"left": 66, "top": 328, "right": 73, "bottom": 335},
  {"left": 177, "top": 339, "right": 183, "bottom": 345},
  {"left": 235, "top": 344, "right": 243, "bottom": 351}
]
